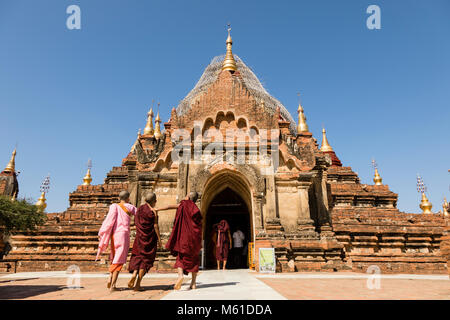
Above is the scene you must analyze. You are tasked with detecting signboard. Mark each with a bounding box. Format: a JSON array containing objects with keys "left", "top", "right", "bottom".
[{"left": 258, "top": 248, "right": 276, "bottom": 273}]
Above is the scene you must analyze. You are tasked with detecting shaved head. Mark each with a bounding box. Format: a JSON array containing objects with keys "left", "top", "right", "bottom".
[
  {"left": 119, "top": 190, "right": 130, "bottom": 201},
  {"left": 188, "top": 191, "right": 198, "bottom": 203},
  {"left": 144, "top": 192, "right": 157, "bottom": 205}
]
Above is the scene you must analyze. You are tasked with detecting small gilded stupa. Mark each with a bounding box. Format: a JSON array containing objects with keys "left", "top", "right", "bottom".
[
  {"left": 297, "top": 101, "right": 309, "bottom": 133},
  {"left": 0, "top": 148, "right": 19, "bottom": 199},
  {"left": 154, "top": 111, "right": 162, "bottom": 140},
  {"left": 143, "top": 107, "right": 154, "bottom": 136},
  {"left": 419, "top": 192, "right": 433, "bottom": 214},
  {"left": 221, "top": 25, "right": 237, "bottom": 72},
  {"left": 320, "top": 128, "right": 342, "bottom": 167},
  {"left": 3, "top": 148, "right": 16, "bottom": 173}
]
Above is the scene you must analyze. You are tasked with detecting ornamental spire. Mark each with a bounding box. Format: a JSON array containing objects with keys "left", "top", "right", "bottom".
[
  {"left": 82, "top": 159, "right": 92, "bottom": 186},
  {"left": 3, "top": 148, "right": 16, "bottom": 173},
  {"left": 154, "top": 107, "right": 162, "bottom": 140},
  {"left": 417, "top": 175, "right": 432, "bottom": 214},
  {"left": 371, "top": 159, "right": 383, "bottom": 185},
  {"left": 320, "top": 128, "right": 333, "bottom": 152},
  {"left": 222, "top": 24, "right": 237, "bottom": 72},
  {"left": 443, "top": 197, "right": 449, "bottom": 216},
  {"left": 36, "top": 174, "right": 50, "bottom": 213},
  {"left": 297, "top": 94, "right": 309, "bottom": 133},
  {"left": 143, "top": 102, "right": 154, "bottom": 136}
]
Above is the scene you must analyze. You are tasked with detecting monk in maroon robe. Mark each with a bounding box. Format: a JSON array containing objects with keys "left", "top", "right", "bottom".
[
  {"left": 128, "top": 192, "right": 161, "bottom": 291},
  {"left": 158, "top": 192, "right": 202, "bottom": 290},
  {"left": 212, "top": 220, "right": 232, "bottom": 270}
]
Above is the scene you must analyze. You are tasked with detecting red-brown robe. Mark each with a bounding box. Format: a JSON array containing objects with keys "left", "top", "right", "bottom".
[
  {"left": 165, "top": 200, "right": 202, "bottom": 275},
  {"left": 214, "top": 220, "right": 230, "bottom": 261},
  {"left": 128, "top": 204, "right": 158, "bottom": 273}
]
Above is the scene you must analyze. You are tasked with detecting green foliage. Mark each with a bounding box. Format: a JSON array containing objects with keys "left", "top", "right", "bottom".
[{"left": 0, "top": 196, "right": 47, "bottom": 235}]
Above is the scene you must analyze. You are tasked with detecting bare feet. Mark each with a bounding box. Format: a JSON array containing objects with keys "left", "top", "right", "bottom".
[
  {"left": 133, "top": 285, "right": 143, "bottom": 292},
  {"left": 107, "top": 281, "right": 111, "bottom": 289},
  {"left": 128, "top": 276, "right": 136, "bottom": 289},
  {"left": 110, "top": 286, "right": 119, "bottom": 292},
  {"left": 174, "top": 277, "right": 183, "bottom": 290},
  {"left": 189, "top": 283, "right": 197, "bottom": 290}
]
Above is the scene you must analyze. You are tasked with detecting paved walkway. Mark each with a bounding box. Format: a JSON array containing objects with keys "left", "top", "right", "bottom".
[
  {"left": 0, "top": 270, "right": 448, "bottom": 300},
  {"left": 162, "top": 270, "right": 286, "bottom": 300}
]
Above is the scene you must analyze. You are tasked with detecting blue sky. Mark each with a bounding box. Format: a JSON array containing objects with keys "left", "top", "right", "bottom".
[{"left": 0, "top": 0, "right": 449, "bottom": 213}]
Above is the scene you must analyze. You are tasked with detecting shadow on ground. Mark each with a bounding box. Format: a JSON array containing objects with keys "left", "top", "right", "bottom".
[
  {"left": 135, "top": 285, "right": 173, "bottom": 291},
  {"left": 195, "top": 282, "right": 238, "bottom": 289},
  {"left": 0, "top": 285, "right": 66, "bottom": 299}
]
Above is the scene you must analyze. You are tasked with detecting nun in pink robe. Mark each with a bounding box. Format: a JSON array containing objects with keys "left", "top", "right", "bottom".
[{"left": 96, "top": 202, "right": 136, "bottom": 272}]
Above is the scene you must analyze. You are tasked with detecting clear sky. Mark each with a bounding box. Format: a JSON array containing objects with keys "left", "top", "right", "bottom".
[{"left": 0, "top": 0, "right": 449, "bottom": 213}]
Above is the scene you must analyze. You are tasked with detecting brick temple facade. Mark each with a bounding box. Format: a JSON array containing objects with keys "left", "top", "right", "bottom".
[{"left": 3, "top": 31, "right": 449, "bottom": 275}]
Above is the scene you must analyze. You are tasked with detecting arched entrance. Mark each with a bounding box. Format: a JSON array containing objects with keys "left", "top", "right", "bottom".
[{"left": 200, "top": 170, "right": 253, "bottom": 269}]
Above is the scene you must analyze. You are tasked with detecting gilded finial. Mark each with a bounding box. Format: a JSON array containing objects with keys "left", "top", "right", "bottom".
[
  {"left": 83, "top": 168, "right": 92, "bottom": 185},
  {"left": 372, "top": 159, "right": 382, "bottom": 185},
  {"left": 36, "top": 174, "right": 50, "bottom": 213},
  {"left": 81, "top": 159, "right": 93, "bottom": 186},
  {"left": 297, "top": 93, "right": 309, "bottom": 133},
  {"left": 442, "top": 197, "right": 449, "bottom": 216},
  {"left": 222, "top": 24, "right": 237, "bottom": 72},
  {"left": 3, "top": 148, "right": 16, "bottom": 173},
  {"left": 143, "top": 106, "right": 154, "bottom": 136},
  {"left": 82, "top": 159, "right": 92, "bottom": 185},
  {"left": 419, "top": 192, "right": 433, "bottom": 214},
  {"left": 154, "top": 110, "right": 162, "bottom": 140},
  {"left": 373, "top": 168, "right": 383, "bottom": 185},
  {"left": 35, "top": 192, "right": 47, "bottom": 212},
  {"left": 417, "top": 175, "right": 432, "bottom": 214},
  {"left": 320, "top": 128, "right": 333, "bottom": 152}
]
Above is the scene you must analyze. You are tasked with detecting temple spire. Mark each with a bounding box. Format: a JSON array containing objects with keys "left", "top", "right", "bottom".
[
  {"left": 3, "top": 148, "right": 16, "bottom": 173},
  {"left": 320, "top": 128, "right": 333, "bottom": 152},
  {"left": 154, "top": 111, "right": 162, "bottom": 140},
  {"left": 143, "top": 106, "right": 154, "bottom": 136},
  {"left": 372, "top": 159, "right": 383, "bottom": 185},
  {"left": 442, "top": 197, "right": 449, "bottom": 216},
  {"left": 419, "top": 192, "right": 433, "bottom": 214},
  {"left": 417, "top": 175, "right": 432, "bottom": 214},
  {"left": 82, "top": 159, "right": 92, "bottom": 186},
  {"left": 373, "top": 168, "right": 383, "bottom": 185},
  {"left": 297, "top": 94, "right": 309, "bottom": 133},
  {"left": 83, "top": 169, "right": 92, "bottom": 186},
  {"left": 222, "top": 24, "right": 237, "bottom": 72},
  {"left": 36, "top": 175, "right": 50, "bottom": 213}
]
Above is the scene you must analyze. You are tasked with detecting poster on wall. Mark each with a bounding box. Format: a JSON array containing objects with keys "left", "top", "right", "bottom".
[{"left": 258, "top": 248, "right": 276, "bottom": 273}]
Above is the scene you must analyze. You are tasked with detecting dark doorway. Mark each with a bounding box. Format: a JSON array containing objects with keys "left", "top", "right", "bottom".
[{"left": 204, "top": 187, "right": 250, "bottom": 269}]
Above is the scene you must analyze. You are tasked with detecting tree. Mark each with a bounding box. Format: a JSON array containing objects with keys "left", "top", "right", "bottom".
[{"left": 0, "top": 196, "right": 47, "bottom": 236}]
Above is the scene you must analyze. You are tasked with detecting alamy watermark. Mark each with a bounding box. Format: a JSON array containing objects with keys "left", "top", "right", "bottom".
[
  {"left": 366, "top": 5, "right": 381, "bottom": 30},
  {"left": 66, "top": 5, "right": 81, "bottom": 30},
  {"left": 366, "top": 265, "right": 381, "bottom": 289},
  {"left": 66, "top": 264, "right": 81, "bottom": 289}
]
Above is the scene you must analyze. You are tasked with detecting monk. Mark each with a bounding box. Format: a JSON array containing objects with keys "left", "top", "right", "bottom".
[
  {"left": 128, "top": 192, "right": 162, "bottom": 291},
  {"left": 96, "top": 190, "right": 136, "bottom": 291},
  {"left": 212, "top": 220, "right": 232, "bottom": 270},
  {"left": 158, "top": 192, "right": 202, "bottom": 290}
]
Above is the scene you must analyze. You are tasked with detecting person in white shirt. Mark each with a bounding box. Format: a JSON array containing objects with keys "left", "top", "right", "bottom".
[{"left": 232, "top": 228, "right": 245, "bottom": 268}]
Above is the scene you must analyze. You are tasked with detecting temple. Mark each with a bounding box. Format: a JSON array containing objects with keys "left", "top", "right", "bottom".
[{"left": 2, "top": 30, "right": 449, "bottom": 274}]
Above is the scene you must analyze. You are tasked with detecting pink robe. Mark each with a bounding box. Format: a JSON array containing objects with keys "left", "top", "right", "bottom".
[{"left": 96, "top": 203, "right": 136, "bottom": 265}]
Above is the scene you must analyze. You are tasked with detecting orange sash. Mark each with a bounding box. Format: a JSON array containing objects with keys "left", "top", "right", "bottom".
[{"left": 118, "top": 203, "right": 133, "bottom": 217}]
